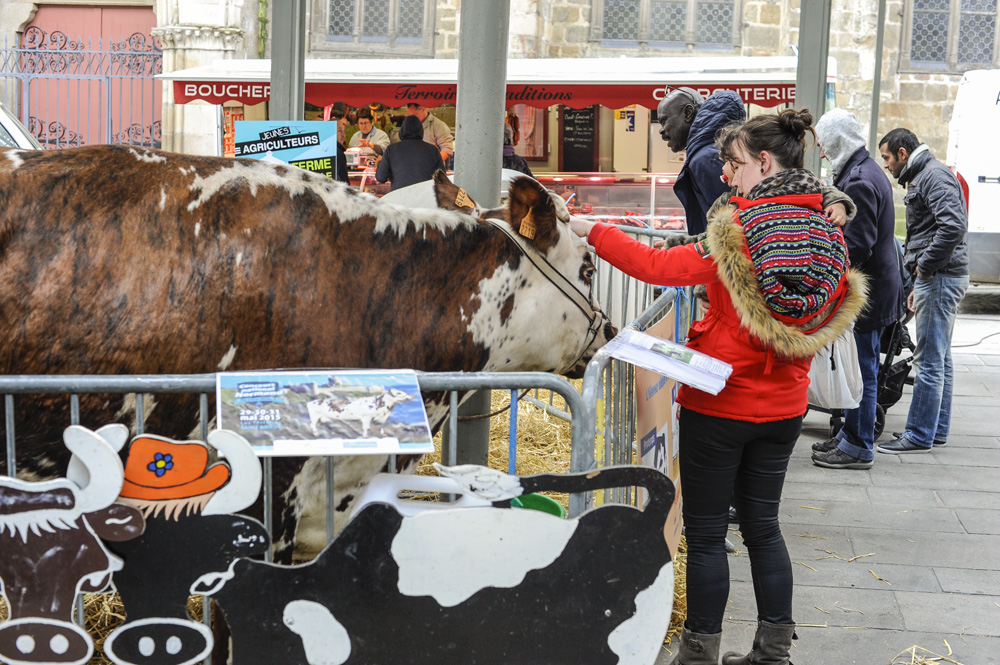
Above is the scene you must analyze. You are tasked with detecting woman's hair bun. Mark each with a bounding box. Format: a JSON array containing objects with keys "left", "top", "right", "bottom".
[{"left": 778, "top": 108, "right": 814, "bottom": 142}]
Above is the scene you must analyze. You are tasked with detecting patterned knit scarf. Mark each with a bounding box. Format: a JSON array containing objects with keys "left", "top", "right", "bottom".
[{"left": 736, "top": 169, "right": 849, "bottom": 322}]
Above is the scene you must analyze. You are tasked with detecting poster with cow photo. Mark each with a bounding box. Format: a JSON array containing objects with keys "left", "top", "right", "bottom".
[{"left": 216, "top": 370, "right": 434, "bottom": 456}]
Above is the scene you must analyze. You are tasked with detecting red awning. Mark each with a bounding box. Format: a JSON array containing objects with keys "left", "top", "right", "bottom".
[{"left": 161, "top": 56, "right": 828, "bottom": 110}]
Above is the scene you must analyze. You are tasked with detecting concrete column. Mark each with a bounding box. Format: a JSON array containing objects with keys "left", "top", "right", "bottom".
[
  {"left": 269, "top": 0, "right": 306, "bottom": 121},
  {"left": 443, "top": 0, "right": 511, "bottom": 467},
  {"left": 795, "top": 0, "right": 831, "bottom": 175},
  {"left": 453, "top": 0, "right": 510, "bottom": 207},
  {"left": 868, "top": 0, "right": 888, "bottom": 158}
]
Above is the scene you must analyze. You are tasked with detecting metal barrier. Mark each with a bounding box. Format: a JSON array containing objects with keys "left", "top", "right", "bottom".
[
  {"left": 575, "top": 287, "right": 690, "bottom": 516},
  {"left": 0, "top": 369, "right": 587, "bottom": 661}
]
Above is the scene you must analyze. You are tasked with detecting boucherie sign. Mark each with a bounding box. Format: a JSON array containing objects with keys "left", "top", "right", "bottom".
[{"left": 173, "top": 80, "right": 797, "bottom": 109}]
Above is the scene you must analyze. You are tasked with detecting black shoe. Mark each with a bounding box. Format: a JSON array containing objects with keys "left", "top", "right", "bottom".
[
  {"left": 811, "top": 437, "right": 839, "bottom": 453},
  {"left": 877, "top": 435, "right": 932, "bottom": 454},
  {"left": 891, "top": 431, "right": 946, "bottom": 446},
  {"left": 812, "top": 447, "right": 874, "bottom": 469},
  {"left": 728, "top": 506, "right": 739, "bottom": 523}
]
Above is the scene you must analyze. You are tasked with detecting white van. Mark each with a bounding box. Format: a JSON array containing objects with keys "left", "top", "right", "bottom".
[{"left": 947, "top": 69, "right": 1000, "bottom": 283}]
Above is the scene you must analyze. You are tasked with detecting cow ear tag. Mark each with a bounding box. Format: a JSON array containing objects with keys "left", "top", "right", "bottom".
[
  {"left": 519, "top": 210, "right": 537, "bottom": 239},
  {"left": 454, "top": 188, "right": 474, "bottom": 209}
]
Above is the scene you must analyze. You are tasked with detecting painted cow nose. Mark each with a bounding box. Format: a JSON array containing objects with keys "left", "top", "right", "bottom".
[
  {"left": 105, "top": 620, "right": 211, "bottom": 665},
  {"left": 0, "top": 619, "right": 92, "bottom": 665}
]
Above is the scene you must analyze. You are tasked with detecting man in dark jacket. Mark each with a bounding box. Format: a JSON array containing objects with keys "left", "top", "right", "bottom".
[
  {"left": 375, "top": 115, "right": 446, "bottom": 192},
  {"left": 657, "top": 88, "right": 745, "bottom": 235},
  {"left": 812, "top": 109, "right": 906, "bottom": 469},
  {"left": 877, "top": 128, "right": 969, "bottom": 454}
]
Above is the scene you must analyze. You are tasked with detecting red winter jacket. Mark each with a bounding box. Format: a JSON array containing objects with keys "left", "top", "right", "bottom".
[{"left": 588, "top": 199, "right": 868, "bottom": 423}]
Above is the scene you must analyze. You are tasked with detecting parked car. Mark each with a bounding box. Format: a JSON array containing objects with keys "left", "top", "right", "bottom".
[{"left": 0, "top": 101, "right": 42, "bottom": 149}]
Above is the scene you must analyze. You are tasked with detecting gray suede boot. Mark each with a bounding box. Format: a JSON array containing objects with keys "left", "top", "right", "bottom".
[
  {"left": 667, "top": 628, "right": 722, "bottom": 665},
  {"left": 721, "top": 621, "right": 796, "bottom": 665}
]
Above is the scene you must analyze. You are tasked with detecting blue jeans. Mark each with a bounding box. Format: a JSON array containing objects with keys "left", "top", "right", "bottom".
[
  {"left": 837, "top": 328, "right": 881, "bottom": 462},
  {"left": 904, "top": 273, "right": 969, "bottom": 447}
]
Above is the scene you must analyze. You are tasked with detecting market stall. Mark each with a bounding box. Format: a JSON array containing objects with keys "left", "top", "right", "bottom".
[{"left": 159, "top": 55, "right": 835, "bottom": 230}]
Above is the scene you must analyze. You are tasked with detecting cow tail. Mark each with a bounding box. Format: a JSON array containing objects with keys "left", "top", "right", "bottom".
[{"left": 518, "top": 466, "right": 675, "bottom": 524}]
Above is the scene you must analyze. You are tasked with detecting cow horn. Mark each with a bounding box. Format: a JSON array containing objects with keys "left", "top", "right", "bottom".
[
  {"left": 202, "top": 429, "right": 262, "bottom": 516},
  {"left": 63, "top": 425, "right": 126, "bottom": 513},
  {"left": 66, "top": 423, "right": 130, "bottom": 489}
]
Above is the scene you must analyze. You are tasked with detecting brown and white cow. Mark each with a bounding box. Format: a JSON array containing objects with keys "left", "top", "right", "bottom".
[
  {"left": 0, "top": 425, "right": 144, "bottom": 665},
  {"left": 0, "top": 145, "right": 614, "bottom": 561}
]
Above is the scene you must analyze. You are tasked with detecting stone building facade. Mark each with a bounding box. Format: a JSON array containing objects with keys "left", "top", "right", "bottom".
[{"left": 1, "top": 0, "right": 996, "bottom": 158}]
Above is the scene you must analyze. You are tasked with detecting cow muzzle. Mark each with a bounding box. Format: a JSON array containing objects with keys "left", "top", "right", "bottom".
[
  {"left": 104, "top": 619, "right": 212, "bottom": 665},
  {"left": 565, "top": 317, "right": 617, "bottom": 379},
  {"left": 0, "top": 619, "right": 92, "bottom": 665}
]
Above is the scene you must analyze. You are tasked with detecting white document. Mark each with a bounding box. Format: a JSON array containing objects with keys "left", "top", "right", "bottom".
[{"left": 604, "top": 329, "right": 732, "bottom": 395}]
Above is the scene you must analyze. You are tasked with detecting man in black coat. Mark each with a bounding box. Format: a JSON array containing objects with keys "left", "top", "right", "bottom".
[
  {"left": 376, "top": 115, "right": 445, "bottom": 192},
  {"left": 812, "top": 109, "right": 905, "bottom": 469},
  {"left": 656, "top": 88, "right": 745, "bottom": 235}
]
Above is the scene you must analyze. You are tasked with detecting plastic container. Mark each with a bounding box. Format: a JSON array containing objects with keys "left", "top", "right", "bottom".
[{"left": 510, "top": 493, "right": 566, "bottom": 518}]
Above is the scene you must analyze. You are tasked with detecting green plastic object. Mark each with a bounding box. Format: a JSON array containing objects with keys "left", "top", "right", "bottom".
[{"left": 510, "top": 493, "right": 566, "bottom": 518}]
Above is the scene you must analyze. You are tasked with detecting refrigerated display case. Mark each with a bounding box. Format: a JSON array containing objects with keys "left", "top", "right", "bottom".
[
  {"left": 350, "top": 171, "right": 689, "bottom": 233},
  {"left": 533, "top": 173, "right": 685, "bottom": 232}
]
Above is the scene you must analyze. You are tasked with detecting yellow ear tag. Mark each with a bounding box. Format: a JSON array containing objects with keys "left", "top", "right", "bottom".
[
  {"left": 519, "top": 210, "right": 537, "bottom": 239},
  {"left": 455, "top": 188, "right": 474, "bottom": 209}
]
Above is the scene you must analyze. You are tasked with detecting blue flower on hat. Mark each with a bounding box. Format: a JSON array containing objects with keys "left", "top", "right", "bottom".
[{"left": 148, "top": 452, "right": 174, "bottom": 477}]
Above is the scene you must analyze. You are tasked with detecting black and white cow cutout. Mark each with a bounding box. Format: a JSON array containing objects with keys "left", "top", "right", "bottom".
[
  {"left": 0, "top": 425, "right": 145, "bottom": 665},
  {"left": 213, "top": 464, "right": 676, "bottom": 665},
  {"left": 83, "top": 429, "right": 269, "bottom": 665}
]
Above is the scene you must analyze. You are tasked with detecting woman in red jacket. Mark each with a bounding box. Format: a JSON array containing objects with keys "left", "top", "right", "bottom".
[{"left": 571, "top": 109, "right": 867, "bottom": 665}]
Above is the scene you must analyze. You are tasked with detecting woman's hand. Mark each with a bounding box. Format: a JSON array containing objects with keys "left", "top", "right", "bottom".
[
  {"left": 825, "top": 202, "right": 848, "bottom": 227},
  {"left": 569, "top": 215, "right": 596, "bottom": 239}
]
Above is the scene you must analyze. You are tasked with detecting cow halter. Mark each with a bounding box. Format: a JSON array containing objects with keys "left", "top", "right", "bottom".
[{"left": 484, "top": 217, "right": 607, "bottom": 365}]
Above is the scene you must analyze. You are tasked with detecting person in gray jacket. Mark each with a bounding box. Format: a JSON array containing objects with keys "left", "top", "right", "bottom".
[
  {"left": 877, "top": 128, "right": 969, "bottom": 454},
  {"left": 812, "top": 109, "right": 906, "bottom": 469}
]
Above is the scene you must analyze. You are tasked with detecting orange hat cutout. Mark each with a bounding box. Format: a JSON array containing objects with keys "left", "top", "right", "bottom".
[{"left": 120, "top": 435, "right": 231, "bottom": 501}]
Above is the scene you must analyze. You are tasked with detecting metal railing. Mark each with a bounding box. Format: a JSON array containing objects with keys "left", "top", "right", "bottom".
[
  {"left": 0, "top": 29, "right": 162, "bottom": 148},
  {"left": 575, "top": 287, "right": 692, "bottom": 516}
]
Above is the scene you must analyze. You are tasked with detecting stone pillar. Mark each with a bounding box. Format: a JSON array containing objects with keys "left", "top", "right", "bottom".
[{"left": 154, "top": 25, "right": 243, "bottom": 155}]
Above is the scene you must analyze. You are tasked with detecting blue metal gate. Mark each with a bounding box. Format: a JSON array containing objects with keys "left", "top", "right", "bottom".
[{"left": 0, "top": 27, "right": 161, "bottom": 148}]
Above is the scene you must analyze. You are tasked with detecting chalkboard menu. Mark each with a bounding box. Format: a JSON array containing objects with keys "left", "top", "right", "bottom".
[{"left": 560, "top": 106, "right": 597, "bottom": 172}]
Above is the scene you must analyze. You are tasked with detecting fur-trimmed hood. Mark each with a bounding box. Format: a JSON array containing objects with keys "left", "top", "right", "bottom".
[{"left": 705, "top": 204, "right": 869, "bottom": 358}]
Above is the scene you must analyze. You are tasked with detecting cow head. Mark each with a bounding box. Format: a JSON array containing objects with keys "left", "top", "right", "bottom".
[
  {"left": 102, "top": 429, "right": 268, "bottom": 665},
  {"left": 0, "top": 426, "right": 144, "bottom": 665},
  {"left": 432, "top": 171, "right": 616, "bottom": 378}
]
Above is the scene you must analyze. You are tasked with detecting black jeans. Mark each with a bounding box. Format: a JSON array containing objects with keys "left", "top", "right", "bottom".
[{"left": 679, "top": 407, "right": 801, "bottom": 634}]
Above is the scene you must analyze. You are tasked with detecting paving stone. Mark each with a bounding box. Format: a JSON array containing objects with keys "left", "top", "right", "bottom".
[
  {"left": 792, "top": 585, "right": 905, "bottom": 629},
  {"left": 937, "top": 488, "right": 1000, "bottom": 510},
  {"left": 935, "top": 566, "right": 1000, "bottom": 596},
  {"left": 936, "top": 417, "right": 1000, "bottom": 437},
  {"left": 939, "top": 435, "right": 1000, "bottom": 449},
  {"left": 866, "top": 486, "right": 941, "bottom": 507},
  {"left": 782, "top": 500, "right": 963, "bottom": 533},
  {"left": 894, "top": 590, "right": 1000, "bottom": 636},
  {"left": 868, "top": 463, "right": 999, "bottom": 492},
  {"left": 954, "top": 508, "right": 1000, "bottom": 535},
  {"left": 936, "top": 448, "right": 1000, "bottom": 467},
  {"left": 846, "top": 527, "right": 1000, "bottom": 569},
  {"left": 782, "top": 480, "right": 869, "bottom": 503}
]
